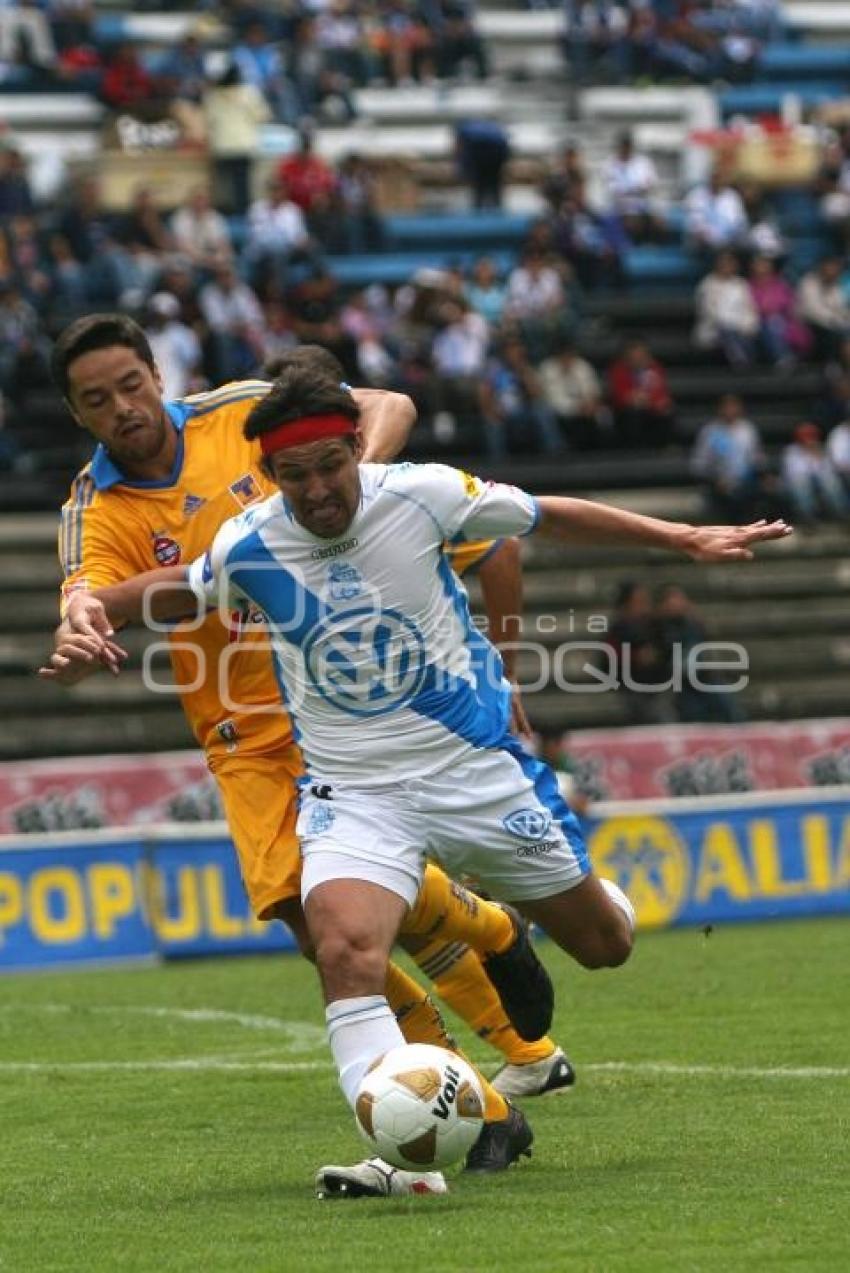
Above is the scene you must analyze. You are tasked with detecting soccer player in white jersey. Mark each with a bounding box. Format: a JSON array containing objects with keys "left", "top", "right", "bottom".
[{"left": 63, "top": 366, "right": 792, "bottom": 1166}]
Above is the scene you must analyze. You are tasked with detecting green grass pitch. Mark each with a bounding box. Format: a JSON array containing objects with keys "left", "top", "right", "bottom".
[{"left": 1, "top": 917, "right": 847, "bottom": 1273}]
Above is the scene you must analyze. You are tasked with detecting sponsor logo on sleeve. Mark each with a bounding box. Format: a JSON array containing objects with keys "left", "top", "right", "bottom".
[
  {"left": 459, "top": 470, "right": 483, "bottom": 499},
  {"left": 229, "top": 473, "right": 263, "bottom": 508}
]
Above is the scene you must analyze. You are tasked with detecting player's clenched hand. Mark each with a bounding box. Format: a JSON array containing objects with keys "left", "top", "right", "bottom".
[
  {"left": 682, "top": 519, "right": 792, "bottom": 562},
  {"left": 38, "top": 633, "right": 128, "bottom": 683}
]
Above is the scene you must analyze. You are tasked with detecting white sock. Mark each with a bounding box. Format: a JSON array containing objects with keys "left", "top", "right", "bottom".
[
  {"left": 599, "top": 877, "right": 637, "bottom": 932},
  {"left": 325, "top": 995, "right": 406, "bottom": 1108}
]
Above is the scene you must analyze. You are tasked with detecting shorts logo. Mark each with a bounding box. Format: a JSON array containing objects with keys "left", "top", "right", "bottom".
[
  {"left": 502, "top": 808, "right": 552, "bottom": 841},
  {"left": 152, "top": 533, "right": 181, "bottom": 566},
  {"left": 229, "top": 473, "right": 263, "bottom": 508},
  {"left": 326, "top": 560, "right": 363, "bottom": 602},
  {"left": 304, "top": 607, "right": 426, "bottom": 717},
  {"left": 306, "top": 804, "right": 335, "bottom": 836}
]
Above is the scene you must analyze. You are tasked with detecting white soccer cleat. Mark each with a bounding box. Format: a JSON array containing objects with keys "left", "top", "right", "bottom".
[
  {"left": 490, "top": 1047, "right": 576, "bottom": 1099},
  {"left": 315, "top": 1157, "right": 448, "bottom": 1200}
]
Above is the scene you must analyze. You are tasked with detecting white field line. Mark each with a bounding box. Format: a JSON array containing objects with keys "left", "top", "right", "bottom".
[{"left": 0, "top": 1059, "right": 847, "bottom": 1079}]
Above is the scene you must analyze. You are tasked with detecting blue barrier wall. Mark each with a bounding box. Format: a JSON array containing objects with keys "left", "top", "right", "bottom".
[
  {"left": 1, "top": 790, "right": 848, "bottom": 970},
  {"left": 584, "top": 790, "right": 850, "bottom": 930},
  {"left": 0, "top": 826, "right": 295, "bottom": 971}
]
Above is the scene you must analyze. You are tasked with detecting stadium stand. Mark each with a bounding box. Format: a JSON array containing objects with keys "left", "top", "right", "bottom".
[{"left": 2, "top": 0, "right": 850, "bottom": 753}]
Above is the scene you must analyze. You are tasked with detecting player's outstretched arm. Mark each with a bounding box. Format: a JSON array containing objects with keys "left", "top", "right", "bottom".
[
  {"left": 351, "top": 388, "right": 416, "bottom": 462},
  {"left": 534, "top": 497, "right": 792, "bottom": 561}
]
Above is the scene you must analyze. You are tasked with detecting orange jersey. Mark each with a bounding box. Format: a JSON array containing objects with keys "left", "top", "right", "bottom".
[
  {"left": 59, "top": 380, "right": 286, "bottom": 761},
  {"left": 59, "top": 380, "right": 499, "bottom": 763}
]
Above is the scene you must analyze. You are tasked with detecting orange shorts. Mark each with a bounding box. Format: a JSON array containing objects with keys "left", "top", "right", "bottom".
[{"left": 210, "top": 741, "right": 305, "bottom": 920}]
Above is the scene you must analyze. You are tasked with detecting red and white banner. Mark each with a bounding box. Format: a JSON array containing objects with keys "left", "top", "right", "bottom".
[
  {"left": 566, "top": 719, "right": 850, "bottom": 802},
  {"left": 1, "top": 718, "right": 849, "bottom": 833}
]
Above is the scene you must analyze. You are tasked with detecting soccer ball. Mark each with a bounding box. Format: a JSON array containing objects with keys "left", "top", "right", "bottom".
[{"left": 354, "top": 1043, "right": 484, "bottom": 1171}]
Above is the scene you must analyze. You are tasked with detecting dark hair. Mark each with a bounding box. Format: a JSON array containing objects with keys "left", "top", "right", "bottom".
[
  {"left": 52, "top": 313, "right": 155, "bottom": 398},
  {"left": 261, "top": 344, "right": 346, "bottom": 384},
  {"left": 243, "top": 363, "right": 359, "bottom": 443}
]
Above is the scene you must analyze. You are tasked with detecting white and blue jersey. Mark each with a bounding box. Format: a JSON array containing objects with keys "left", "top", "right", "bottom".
[{"left": 188, "top": 462, "right": 538, "bottom": 786}]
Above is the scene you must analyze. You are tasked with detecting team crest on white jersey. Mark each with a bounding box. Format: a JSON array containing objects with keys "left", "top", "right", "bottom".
[
  {"left": 326, "top": 560, "right": 364, "bottom": 602},
  {"left": 304, "top": 606, "right": 426, "bottom": 716}
]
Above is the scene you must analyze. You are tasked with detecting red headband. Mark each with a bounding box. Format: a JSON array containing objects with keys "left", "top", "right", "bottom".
[{"left": 259, "top": 413, "right": 357, "bottom": 456}]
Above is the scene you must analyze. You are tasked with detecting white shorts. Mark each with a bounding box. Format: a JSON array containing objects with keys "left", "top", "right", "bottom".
[{"left": 297, "top": 739, "right": 590, "bottom": 908}]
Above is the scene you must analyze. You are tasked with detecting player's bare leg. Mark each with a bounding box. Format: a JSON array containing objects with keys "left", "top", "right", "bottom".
[{"left": 514, "top": 875, "right": 636, "bottom": 969}]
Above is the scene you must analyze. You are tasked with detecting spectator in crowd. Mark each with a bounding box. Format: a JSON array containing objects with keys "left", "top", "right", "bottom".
[
  {"left": 246, "top": 175, "right": 312, "bottom": 289},
  {"left": 465, "top": 256, "right": 506, "bottom": 327},
  {"left": 369, "top": 0, "right": 435, "bottom": 85},
  {"left": 430, "top": 298, "right": 489, "bottom": 439},
  {"left": 143, "top": 292, "right": 202, "bottom": 401},
  {"left": 781, "top": 422, "right": 850, "bottom": 526},
  {"left": 284, "top": 268, "right": 358, "bottom": 378},
  {"left": 607, "top": 338, "right": 674, "bottom": 448},
  {"left": 691, "top": 393, "right": 767, "bottom": 523},
  {"left": 797, "top": 257, "right": 850, "bottom": 361},
  {"left": 538, "top": 340, "right": 608, "bottom": 449},
  {"left": 203, "top": 62, "right": 271, "bottom": 215},
  {"left": 53, "top": 14, "right": 104, "bottom": 93},
  {"left": 0, "top": 147, "right": 35, "bottom": 218},
  {"left": 433, "top": 2, "right": 488, "bottom": 81},
  {"left": 2, "top": 213, "right": 50, "bottom": 308},
  {"left": 827, "top": 419, "right": 850, "bottom": 493},
  {"left": 653, "top": 584, "right": 744, "bottom": 724},
  {"left": 199, "top": 258, "right": 265, "bottom": 382},
  {"left": 562, "top": 0, "right": 630, "bottom": 84},
  {"left": 277, "top": 131, "right": 337, "bottom": 216},
  {"left": 480, "top": 336, "right": 565, "bottom": 460},
  {"left": 606, "top": 580, "right": 675, "bottom": 726},
  {"left": 505, "top": 248, "right": 570, "bottom": 356},
  {"left": 684, "top": 170, "right": 748, "bottom": 256},
  {"left": 0, "top": 278, "right": 50, "bottom": 404},
  {"left": 340, "top": 288, "right": 396, "bottom": 385},
  {"left": 117, "top": 186, "right": 174, "bottom": 257},
  {"left": 601, "top": 130, "right": 665, "bottom": 244},
  {"left": 287, "top": 12, "right": 358, "bottom": 124},
  {"left": 739, "top": 180, "right": 787, "bottom": 261},
  {"left": 157, "top": 32, "right": 208, "bottom": 107},
  {"left": 233, "top": 20, "right": 298, "bottom": 124},
  {"left": 542, "top": 142, "right": 586, "bottom": 213},
  {"left": 0, "top": 0, "right": 57, "bottom": 69},
  {"left": 694, "top": 250, "right": 759, "bottom": 367},
  {"left": 552, "top": 187, "right": 628, "bottom": 291},
  {"left": 748, "top": 255, "right": 811, "bottom": 368},
  {"left": 100, "top": 41, "right": 162, "bottom": 116},
  {"left": 455, "top": 119, "right": 510, "bottom": 210},
  {"left": 45, "top": 232, "right": 87, "bottom": 321},
  {"left": 816, "top": 137, "right": 850, "bottom": 252},
  {"left": 170, "top": 185, "right": 232, "bottom": 271},
  {"left": 333, "top": 153, "right": 385, "bottom": 253},
  {"left": 314, "top": 0, "right": 370, "bottom": 86}
]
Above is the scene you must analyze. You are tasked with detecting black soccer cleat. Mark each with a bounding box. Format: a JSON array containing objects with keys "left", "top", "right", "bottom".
[
  {"left": 463, "top": 1103, "right": 534, "bottom": 1174},
  {"left": 481, "top": 905, "right": 554, "bottom": 1042}
]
